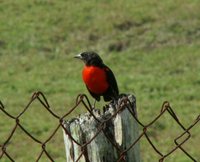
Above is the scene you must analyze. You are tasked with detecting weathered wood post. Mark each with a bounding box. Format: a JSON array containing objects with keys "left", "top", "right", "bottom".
[{"left": 63, "top": 94, "right": 140, "bottom": 162}]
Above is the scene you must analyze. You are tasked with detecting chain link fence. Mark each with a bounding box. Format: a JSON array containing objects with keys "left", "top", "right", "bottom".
[{"left": 0, "top": 91, "right": 199, "bottom": 162}]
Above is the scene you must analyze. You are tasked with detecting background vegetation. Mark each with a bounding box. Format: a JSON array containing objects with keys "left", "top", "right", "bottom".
[{"left": 0, "top": 0, "right": 199, "bottom": 161}]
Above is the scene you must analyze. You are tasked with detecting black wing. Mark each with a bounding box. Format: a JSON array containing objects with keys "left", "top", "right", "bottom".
[{"left": 103, "top": 65, "right": 119, "bottom": 101}]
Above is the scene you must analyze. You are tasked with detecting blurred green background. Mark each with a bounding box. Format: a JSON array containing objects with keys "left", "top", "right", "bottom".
[{"left": 0, "top": 0, "right": 199, "bottom": 161}]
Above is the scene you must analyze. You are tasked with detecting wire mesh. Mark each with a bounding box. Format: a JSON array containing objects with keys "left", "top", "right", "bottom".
[{"left": 0, "top": 91, "right": 199, "bottom": 162}]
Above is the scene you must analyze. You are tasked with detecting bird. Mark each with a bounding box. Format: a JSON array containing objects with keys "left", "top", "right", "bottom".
[{"left": 74, "top": 51, "right": 119, "bottom": 103}]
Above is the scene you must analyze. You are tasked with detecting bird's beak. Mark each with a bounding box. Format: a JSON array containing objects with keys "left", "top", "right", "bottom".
[{"left": 74, "top": 53, "right": 82, "bottom": 59}]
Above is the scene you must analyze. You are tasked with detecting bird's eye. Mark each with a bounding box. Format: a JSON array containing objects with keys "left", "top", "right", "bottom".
[{"left": 81, "top": 53, "right": 85, "bottom": 57}]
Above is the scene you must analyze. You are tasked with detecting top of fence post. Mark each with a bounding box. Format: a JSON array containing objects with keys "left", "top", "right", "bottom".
[{"left": 63, "top": 94, "right": 140, "bottom": 162}]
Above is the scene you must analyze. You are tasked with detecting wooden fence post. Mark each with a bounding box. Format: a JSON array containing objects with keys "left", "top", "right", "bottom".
[{"left": 63, "top": 94, "right": 140, "bottom": 162}]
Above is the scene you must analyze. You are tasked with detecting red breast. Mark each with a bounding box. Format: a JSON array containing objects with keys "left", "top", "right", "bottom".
[{"left": 82, "top": 66, "right": 109, "bottom": 94}]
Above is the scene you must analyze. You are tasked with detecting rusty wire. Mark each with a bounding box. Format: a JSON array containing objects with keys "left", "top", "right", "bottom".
[{"left": 0, "top": 92, "right": 199, "bottom": 162}]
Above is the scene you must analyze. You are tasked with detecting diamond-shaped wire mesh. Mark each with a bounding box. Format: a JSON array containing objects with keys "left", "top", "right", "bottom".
[{"left": 0, "top": 92, "right": 199, "bottom": 162}]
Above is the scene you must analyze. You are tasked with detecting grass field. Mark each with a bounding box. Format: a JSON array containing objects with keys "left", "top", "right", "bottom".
[{"left": 0, "top": 0, "right": 200, "bottom": 161}]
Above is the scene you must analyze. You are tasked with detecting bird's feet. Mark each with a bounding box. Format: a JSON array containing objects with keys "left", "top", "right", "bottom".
[{"left": 92, "top": 100, "right": 97, "bottom": 109}]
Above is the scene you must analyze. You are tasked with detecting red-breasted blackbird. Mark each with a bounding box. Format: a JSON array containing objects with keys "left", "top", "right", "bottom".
[{"left": 74, "top": 51, "right": 119, "bottom": 102}]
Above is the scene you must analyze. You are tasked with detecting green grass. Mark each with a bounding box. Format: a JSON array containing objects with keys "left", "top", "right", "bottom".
[{"left": 0, "top": 0, "right": 200, "bottom": 161}]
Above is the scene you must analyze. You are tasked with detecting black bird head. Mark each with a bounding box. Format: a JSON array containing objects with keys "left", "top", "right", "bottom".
[{"left": 74, "top": 51, "right": 103, "bottom": 66}]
